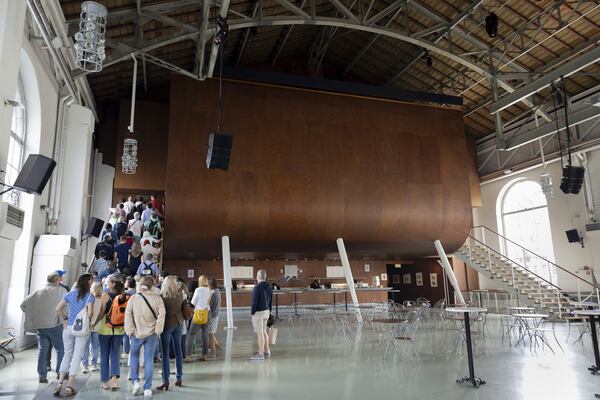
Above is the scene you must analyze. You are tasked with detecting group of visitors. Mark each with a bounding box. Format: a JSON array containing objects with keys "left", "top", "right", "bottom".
[
  {"left": 20, "top": 193, "right": 276, "bottom": 397},
  {"left": 21, "top": 269, "right": 227, "bottom": 398},
  {"left": 91, "top": 195, "right": 163, "bottom": 280}
]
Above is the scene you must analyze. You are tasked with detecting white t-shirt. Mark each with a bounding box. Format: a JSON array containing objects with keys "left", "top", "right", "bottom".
[
  {"left": 128, "top": 218, "right": 143, "bottom": 237},
  {"left": 191, "top": 287, "right": 210, "bottom": 310},
  {"left": 141, "top": 243, "right": 159, "bottom": 259}
]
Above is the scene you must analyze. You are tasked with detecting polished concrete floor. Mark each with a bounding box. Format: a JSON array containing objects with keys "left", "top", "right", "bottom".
[{"left": 1, "top": 313, "right": 599, "bottom": 400}]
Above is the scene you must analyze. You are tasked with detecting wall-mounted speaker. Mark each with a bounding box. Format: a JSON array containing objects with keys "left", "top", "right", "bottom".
[
  {"left": 565, "top": 229, "right": 580, "bottom": 243},
  {"left": 85, "top": 217, "right": 105, "bottom": 238},
  {"left": 206, "top": 132, "right": 232, "bottom": 171},
  {"left": 13, "top": 154, "right": 57, "bottom": 195}
]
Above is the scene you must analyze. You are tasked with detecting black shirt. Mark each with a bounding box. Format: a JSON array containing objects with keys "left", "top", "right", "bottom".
[{"left": 251, "top": 281, "right": 273, "bottom": 315}]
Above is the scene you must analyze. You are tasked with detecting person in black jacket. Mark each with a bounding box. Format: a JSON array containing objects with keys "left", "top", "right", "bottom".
[
  {"left": 250, "top": 270, "right": 273, "bottom": 360},
  {"left": 94, "top": 234, "right": 115, "bottom": 260}
]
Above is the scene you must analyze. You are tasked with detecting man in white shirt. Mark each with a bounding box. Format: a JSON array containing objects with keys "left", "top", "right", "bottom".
[{"left": 123, "top": 196, "right": 135, "bottom": 215}]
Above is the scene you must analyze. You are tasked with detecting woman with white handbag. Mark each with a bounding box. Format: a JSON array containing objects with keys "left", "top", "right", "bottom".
[{"left": 54, "top": 273, "right": 95, "bottom": 397}]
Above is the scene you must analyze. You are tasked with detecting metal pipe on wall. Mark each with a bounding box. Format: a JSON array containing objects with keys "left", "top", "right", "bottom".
[
  {"left": 27, "top": 0, "right": 80, "bottom": 103},
  {"left": 434, "top": 240, "right": 466, "bottom": 305}
]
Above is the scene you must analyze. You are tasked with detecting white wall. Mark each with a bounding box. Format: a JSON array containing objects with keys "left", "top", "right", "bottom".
[
  {"left": 0, "top": 7, "right": 114, "bottom": 346},
  {"left": 475, "top": 148, "right": 600, "bottom": 293}
]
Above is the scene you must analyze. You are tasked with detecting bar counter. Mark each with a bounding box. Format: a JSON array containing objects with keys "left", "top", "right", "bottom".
[{"left": 221, "top": 287, "right": 391, "bottom": 308}]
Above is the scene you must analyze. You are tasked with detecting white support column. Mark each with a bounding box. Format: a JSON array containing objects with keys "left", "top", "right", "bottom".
[
  {"left": 434, "top": 240, "right": 466, "bottom": 305},
  {"left": 336, "top": 238, "right": 363, "bottom": 323},
  {"left": 222, "top": 236, "right": 235, "bottom": 330}
]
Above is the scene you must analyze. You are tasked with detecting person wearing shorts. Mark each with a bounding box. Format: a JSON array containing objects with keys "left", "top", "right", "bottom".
[{"left": 250, "top": 270, "right": 273, "bottom": 360}]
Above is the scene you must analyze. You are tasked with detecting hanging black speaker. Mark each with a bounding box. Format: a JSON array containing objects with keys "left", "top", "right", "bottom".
[
  {"left": 12, "top": 154, "right": 57, "bottom": 195},
  {"left": 85, "top": 217, "right": 105, "bottom": 238},
  {"left": 485, "top": 13, "right": 499, "bottom": 38},
  {"left": 206, "top": 132, "right": 233, "bottom": 171},
  {"left": 560, "top": 165, "right": 585, "bottom": 194}
]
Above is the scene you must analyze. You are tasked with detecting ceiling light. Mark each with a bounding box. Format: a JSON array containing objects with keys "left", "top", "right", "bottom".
[
  {"left": 485, "top": 13, "right": 499, "bottom": 38},
  {"left": 74, "top": 1, "right": 107, "bottom": 72},
  {"left": 121, "top": 138, "right": 138, "bottom": 174}
]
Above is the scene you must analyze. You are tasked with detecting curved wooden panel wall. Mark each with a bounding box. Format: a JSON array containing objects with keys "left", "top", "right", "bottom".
[{"left": 165, "top": 75, "right": 473, "bottom": 260}]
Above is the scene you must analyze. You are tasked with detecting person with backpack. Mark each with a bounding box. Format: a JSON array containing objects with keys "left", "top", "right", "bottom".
[
  {"left": 54, "top": 274, "right": 95, "bottom": 397},
  {"left": 144, "top": 214, "right": 162, "bottom": 240},
  {"left": 157, "top": 276, "right": 184, "bottom": 390},
  {"left": 125, "top": 276, "right": 166, "bottom": 398},
  {"left": 96, "top": 276, "right": 128, "bottom": 391},
  {"left": 137, "top": 254, "right": 159, "bottom": 278}
]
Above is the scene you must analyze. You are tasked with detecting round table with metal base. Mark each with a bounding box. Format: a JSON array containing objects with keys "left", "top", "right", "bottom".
[{"left": 446, "top": 307, "right": 488, "bottom": 389}]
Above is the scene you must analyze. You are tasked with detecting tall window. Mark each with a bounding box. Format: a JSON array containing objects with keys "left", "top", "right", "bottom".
[
  {"left": 501, "top": 180, "right": 557, "bottom": 283},
  {"left": 4, "top": 76, "right": 27, "bottom": 206}
]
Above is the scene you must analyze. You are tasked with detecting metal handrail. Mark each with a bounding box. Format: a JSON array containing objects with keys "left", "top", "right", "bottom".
[
  {"left": 467, "top": 236, "right": 563, "bottom": 293},
  {"left": 472, "top": 225, "right": 600, "bottom": 290}
]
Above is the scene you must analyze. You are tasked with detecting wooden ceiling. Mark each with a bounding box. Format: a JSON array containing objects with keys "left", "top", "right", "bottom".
[{"left": 59, "top": 0, "right": 600, "bottom": 139}]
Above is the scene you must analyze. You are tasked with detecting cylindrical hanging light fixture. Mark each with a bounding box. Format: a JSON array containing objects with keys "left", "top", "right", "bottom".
[
  {"left": 74, "top": 1, "right": 107, "bottom": 72},
  {"left": 121, "top": 138, "right": 138, "bottom": 174}
]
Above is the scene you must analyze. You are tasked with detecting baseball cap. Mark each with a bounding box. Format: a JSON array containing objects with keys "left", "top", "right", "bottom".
[{"left": 54, "top": 270, "right": 66, "bottom": 277}]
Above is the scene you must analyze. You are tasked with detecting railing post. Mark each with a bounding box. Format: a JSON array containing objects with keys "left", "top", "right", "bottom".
[
  {"left": 487, "top": 246, "right": 493, "bottom": 274},
  {"left": 537, "top": 280, "right": 542, "bottom": 309},
  {"left": 556, "top": 288, "right": 562, "bottom": 319},
  {"left": 511, "top": 263, "right": 519, "bottom": 306},
  {"left": 481, "top": 226, "right": 486, "bottom": 246},
  {"left": 576, "top": 278, "right": 582, "bottom": 302},
  {"left": 547, "top": 261, "right": 552, "bottom": 286}
]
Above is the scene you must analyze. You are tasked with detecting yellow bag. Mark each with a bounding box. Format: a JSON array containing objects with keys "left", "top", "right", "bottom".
[{"left": 193, "top": 308, "right": 209, "bottom": 325}]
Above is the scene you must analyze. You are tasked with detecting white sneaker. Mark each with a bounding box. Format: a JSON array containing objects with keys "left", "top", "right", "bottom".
[
  {"left": 264, "top": 352, "right": 271, "bottom": 358},
  {"left": 91, "top": 366, "right": 98, "bottom": 372},
  {"left": 81, "top": 366, "right": 89, "bottom": 374},
  {"left": 132, "top": 381, "right": 141, "bottom": 395},
  {"left": 144, "top": 389, "right": 152, "bottom": 398},
  {"left": 250, "top": 353, "right": 265, "bottom": 360}
]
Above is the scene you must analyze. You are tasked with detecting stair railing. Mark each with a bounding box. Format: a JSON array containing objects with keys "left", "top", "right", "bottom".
[
  {"left": 465, "top": 235, "right": 567, "bottom": 317},
  {"left": 473, "top": 225, "right": 600, "bottom": 303}
]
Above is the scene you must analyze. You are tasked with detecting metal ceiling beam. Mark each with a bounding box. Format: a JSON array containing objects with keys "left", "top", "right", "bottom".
[
  {"left": 490, "top": 46, "right": 600, "bottom": 114},
  {"left": 386, "top": 0, "right": 485, "bottom": 85},
  {"left": 343, "top": 3, "right": 405, "bottom": 75},
  {"left": 141, "top": 9, "right": 200, "bottom": 33},
  {"left": 276, "top": 0, "right": 310, "bottom": 20},
  {"left": 235, "top": 1, "right": 260, "bottom": 66},
  {"left": 364, "top": 0, "right": 405, "bottom": 26},
  {"left": 194, "top": 0, "right": 211, "bottom": 78},
  {"left": 65, "top": 0, "right": 200, "bottom": 26},
  {"left": 503, "top": 107, "right": 600, "bottom": 150},
  {"left": 206, "top": 0, "right": 231, "bottom": 78},
  {"left": 329, "top": 0, "right": 360, "bottom": 24}
]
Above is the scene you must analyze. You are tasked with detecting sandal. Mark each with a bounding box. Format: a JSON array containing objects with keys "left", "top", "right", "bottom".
[
  {"left": 53, "top": 382, "right": 63, "bottom": 396},
  {"left": 100, "top": 383, "right": 111, "bottom": 390},
  {"left": 64, "top": 386, "right": 76, "bottom": 397}
]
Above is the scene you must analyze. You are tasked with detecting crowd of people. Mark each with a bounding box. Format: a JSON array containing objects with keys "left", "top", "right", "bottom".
[{"left": 19, "top": 194, "right": 276, "bottom": 398}]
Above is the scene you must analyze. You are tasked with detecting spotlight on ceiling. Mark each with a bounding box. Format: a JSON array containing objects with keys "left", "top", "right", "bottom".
[
  {"left": 422, "top": 49, "right": 432, "bottom": 67},
  {"left": 485, "top": 13, "right": 499, "bottom": 38}
]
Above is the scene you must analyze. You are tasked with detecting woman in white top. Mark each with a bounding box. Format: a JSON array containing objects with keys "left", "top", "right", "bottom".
[
  {"left": 128, "top": 212, "right": 144, "bottom": 240},
  {"left": 185, "top": 275, "right": 210, "bottom": 361}
]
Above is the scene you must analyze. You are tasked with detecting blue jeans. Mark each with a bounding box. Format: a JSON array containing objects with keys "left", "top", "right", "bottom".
[
  {"left": 37, "top": 326, "right": 64, "bottom": 379},
  {"left": 130, "top": 335, "right": 158, "bottom": 390},
  {"left": 123, "top": 334, "right": 130, "bottom": 354},
  {"left": 99, "top": 334, "right": 123, "bottom": 383},
  {"left": 160, "top": 325, "right": 183, "bottom": 383},
  {"left": 82, "top": 332, "right": 100, "bottom": 367}
]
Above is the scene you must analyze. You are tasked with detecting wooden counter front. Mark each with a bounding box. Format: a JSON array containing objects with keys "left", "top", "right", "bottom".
[{"left": 222, "top": 288, "right": 389, "bottom": 308}]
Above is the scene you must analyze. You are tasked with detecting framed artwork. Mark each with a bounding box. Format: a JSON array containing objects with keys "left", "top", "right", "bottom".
[
  {"left": 430, "top": 273, "right": 438, "bottom": 287},
  {"left": 415, "top": 272, "right": 423, "bottom": 286},
  {"left": 381, "top": 273, "right": 388, "bottom": 281},
  {"left": 393, "top": 275, "right": 400, "bottom": 284},
  {"left": 364, "top": 264, "right": 370, "bottom": 272},
  {"left": 402, "top": 274, "right": 411, "bottom": 284}
]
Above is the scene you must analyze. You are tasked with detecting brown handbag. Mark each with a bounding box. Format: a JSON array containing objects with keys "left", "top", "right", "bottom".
[{"left": 181, "top": 301, "right": 194, "bottom": 321}]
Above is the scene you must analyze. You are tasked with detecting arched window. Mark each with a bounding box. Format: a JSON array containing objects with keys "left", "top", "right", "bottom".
[
  {"left": 4, "top": 76, "right": 27, "bottom": 206},
  {"left": 500, "top": 180, "right": 556, "bottom": 283}
]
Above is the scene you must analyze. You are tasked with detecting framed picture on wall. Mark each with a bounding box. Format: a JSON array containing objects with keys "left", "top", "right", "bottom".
[
  {"left": 402, "top": 274, "right": 411, "bottom": 284},
  {"left": 430, "top": 272, "right": 438, "bottom": 288},
  {"left": 415, "top": 272, "right": 423, "bottom": 286},
  {"left": 393, "top": 275, "right": 400, "bottom": 284},
  {"left": 381, "top": 273, "right": 388, "bottom": 281}
]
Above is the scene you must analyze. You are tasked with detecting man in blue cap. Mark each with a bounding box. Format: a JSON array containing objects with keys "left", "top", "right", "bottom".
[{"left": 54, "top": 270, "right": 69, "bottom": 291}]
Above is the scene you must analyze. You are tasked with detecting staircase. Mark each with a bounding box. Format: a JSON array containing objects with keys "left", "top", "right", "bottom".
[{"left": 454, "top": 226, "right": 600, "bottom": 320}]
